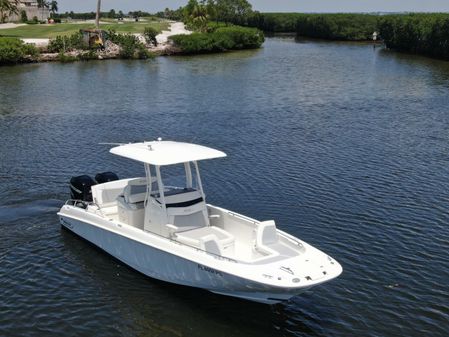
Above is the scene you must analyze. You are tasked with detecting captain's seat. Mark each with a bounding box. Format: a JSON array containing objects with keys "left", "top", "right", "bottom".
[{"left": 117, "top": 178, "right": 147, "bottom": 229}]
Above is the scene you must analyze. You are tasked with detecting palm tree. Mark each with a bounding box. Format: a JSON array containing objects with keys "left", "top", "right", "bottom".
[
  {"left": 0, "top": 0, "right": 19, "bottom": 23},
  {"left": 190, "top": 3, "right": 208, "bottom": 32},
  {"left": 50, "top": 1, "right": 58, "bottom": 15},
  {"left": 95, "top": 0, "right": 101, "bottom": 29}
]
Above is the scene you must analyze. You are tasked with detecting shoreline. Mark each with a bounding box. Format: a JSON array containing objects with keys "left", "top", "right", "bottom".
[
  {"left": 1, "top": 21, "right": 190, "bottom": 65},
  {"left": 1, "top": 22, "right": 266, "bottom": 65}
]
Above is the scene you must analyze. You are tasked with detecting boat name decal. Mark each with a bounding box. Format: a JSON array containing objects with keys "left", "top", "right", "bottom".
[{"left": 197, "top": 264, "right": 223, "bottom": 276}]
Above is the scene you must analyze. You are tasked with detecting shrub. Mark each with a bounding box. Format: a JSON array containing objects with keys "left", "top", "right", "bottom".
[
  {"left": 78, "top": 50, "right": 98, "bottom": 61},
  {"left": 245, "top": 13, "right": 378, "bottom": 39},
  {"left": 57, "top": 52, "right": 77, "bottom": 63},
  {"left": 136, "top": 44, "right": 154, "bottom": 59},
  {"left": 295, "top": 14, "right": 378, "bottom": 41},
  {"left": 0, "top": 37, "right": 39, "bottom": 65},
  {"left": 144, "top": 26, "right": 158, "bottom": 46},
  {"left": 379, "top": 13, "right": 449, "bottom": 60},
  {"left": 117, "top": 34, "right": 139, "bottom": 58},
  {"left": 215, "top": 26, "right": 264, "bottom": 48},
  {"left": 20, "top": 10, "right": 28, "bottom": 23},
  {"left": 169, "top": 26, "right": 264, "bottom": 54},
  {"left": 48, "top": 32, "right": 85, "bottom": 53},
  {"left": 246, "top": 12, "right": 302, "bottom": 32},
  {"left": 108, "top": 30, "right": 152, "bottom": 59}
]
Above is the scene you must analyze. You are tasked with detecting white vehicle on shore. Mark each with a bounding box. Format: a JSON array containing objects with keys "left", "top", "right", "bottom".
[{"left": 58, "top": 140, "right": 342, "bottom": 304}]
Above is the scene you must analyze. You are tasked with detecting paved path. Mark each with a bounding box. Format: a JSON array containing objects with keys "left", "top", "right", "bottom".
[
  {"left": 0, "top": 23, "right": 26, "bottom": 29},
  {"left": 156, "top": 22, "right": 191, "bottom": 44}
]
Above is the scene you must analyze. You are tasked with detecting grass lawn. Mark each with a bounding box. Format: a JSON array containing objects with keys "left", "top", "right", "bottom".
[{"left": 0, "top": 20, "right": 170, "bottom": 38}]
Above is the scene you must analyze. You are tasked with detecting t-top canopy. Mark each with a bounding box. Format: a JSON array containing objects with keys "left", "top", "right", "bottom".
[{"left": 109, "top": 141, "right": 227, "bottom": 166}]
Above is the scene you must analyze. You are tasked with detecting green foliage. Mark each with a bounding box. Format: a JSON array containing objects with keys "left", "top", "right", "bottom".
[
  {"left": 48, "top": 31, "right": 85, "bottom": 53},
  {"left": 246, "top": 12, "right": 299, "bottom": 32},
  {"left": 108, "top": 31, "right": 137, "bottom": 58},
  {"left": 242, "top": 12, "right": 449, "bottom": 59},
  {"left": 136, "top": 44, "right": 154, "bottom": 59},
  {"left": 77, "top": 49, "right": 97, "bottom": 61},
  {"left": 191, "top": 3, "right": 209, "bottom": 32},
  {"left": 108, "top": 9, "right": 116, "bottom": 19},
  {"left": 0, "top": 37, "right": 38, "bottom": 65},
  {"left": 181, "top": 0, "right": 253, "bottom": 28},
  {"left": 20, "top": 10, "right": 28, "bottom": 23},
  {"left": 108, "top": 30, "right": 151, "bottom": 59},
  {"left": 378, "top": 13, "right": 449, "bottom": 60},
  {"left": 296, "top": 14, "right": 378, "bottom": 40},
  {"left": 169, "top": 26, "right": 264, "bottom": 54},
  {"left": 214, "top": 0, "right": 253, "bottom": 25},
  {"left": 205, "top": 21, "right": 228, "bottom": 32},
  {"left": 56, "top": 51, "right": 77, "bottom": 62},
  {"left": 244, "top": 13, "right": 378, "bottom": 40},
  {"left": 49, "top": 0, "right": 58, "bottom": 14},
  {"left": 143, "top": 26, "right": 158, "bottom": 46},
  {"left": 0, "top": 0, "right": 19, "bottom": 23},
  {"left": 118, "top": 35, "right": 137, "bottom": 59},
  {"left": 182, "top": 0, "right": 209, "bottom": 32},
  {"left": 155, "top": 7, "right": 184, "bottom": 20}
]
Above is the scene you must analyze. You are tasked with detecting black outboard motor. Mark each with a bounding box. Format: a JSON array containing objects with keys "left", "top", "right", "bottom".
[
  {"left": 95, "top": 172, "right": 119, "bottom": 184},
  {"left": 70, "top": 175, "right": 96, "bottom": 201}
]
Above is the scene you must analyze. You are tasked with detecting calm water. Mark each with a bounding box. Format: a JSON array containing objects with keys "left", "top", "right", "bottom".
[{"left": 1, "top": 37, "right": 449, "bottom": 337}]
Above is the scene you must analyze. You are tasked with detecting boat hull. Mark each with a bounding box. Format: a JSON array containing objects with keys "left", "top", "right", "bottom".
[{"left": 59, "top": 215, "right": 309, "bottom": 304}]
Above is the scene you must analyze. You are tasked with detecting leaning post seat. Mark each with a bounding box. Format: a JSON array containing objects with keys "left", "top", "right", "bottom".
[
  {"left": 91, "top": 178, "right": 132, "bottom": 208},
  {"left": 117, "top": 178, "right": 148, "bottom": 229}
]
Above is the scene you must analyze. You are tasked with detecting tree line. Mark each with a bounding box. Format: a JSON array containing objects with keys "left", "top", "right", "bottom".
[
  {"left": 242, "top": 12, "right": 449, "bottom": 60},
  {"left": 244, "top": 13, "right": 378, "bottom": 40},
  {"left": 378, "top": 14, "right": 449, "bottom": 60}
]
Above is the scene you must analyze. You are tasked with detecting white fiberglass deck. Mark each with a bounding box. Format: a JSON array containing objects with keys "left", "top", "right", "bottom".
[{"left": 89, "top": 198, "right": 303, "bottom": 263}]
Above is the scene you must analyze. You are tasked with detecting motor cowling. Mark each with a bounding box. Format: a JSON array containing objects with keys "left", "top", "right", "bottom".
[
  {"left": 70, "top": 175, "right": 96, "bottom": 201},
  {"left": 95, "top": 172, "right": 119, "bottom": 184}
]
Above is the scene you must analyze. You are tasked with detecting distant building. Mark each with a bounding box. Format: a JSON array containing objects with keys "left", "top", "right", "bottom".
[{"left": 7, "top": 1, "right": 50, "bottom": 22}]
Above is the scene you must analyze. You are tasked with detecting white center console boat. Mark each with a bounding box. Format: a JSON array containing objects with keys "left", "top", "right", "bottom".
[{"left": 58, "top": 140, "right": 342, "bottom": 304}]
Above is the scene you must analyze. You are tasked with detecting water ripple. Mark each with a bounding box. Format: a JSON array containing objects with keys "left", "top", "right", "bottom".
[{"left": 1, "top": 38, "right": 449, "bottom": 337}]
